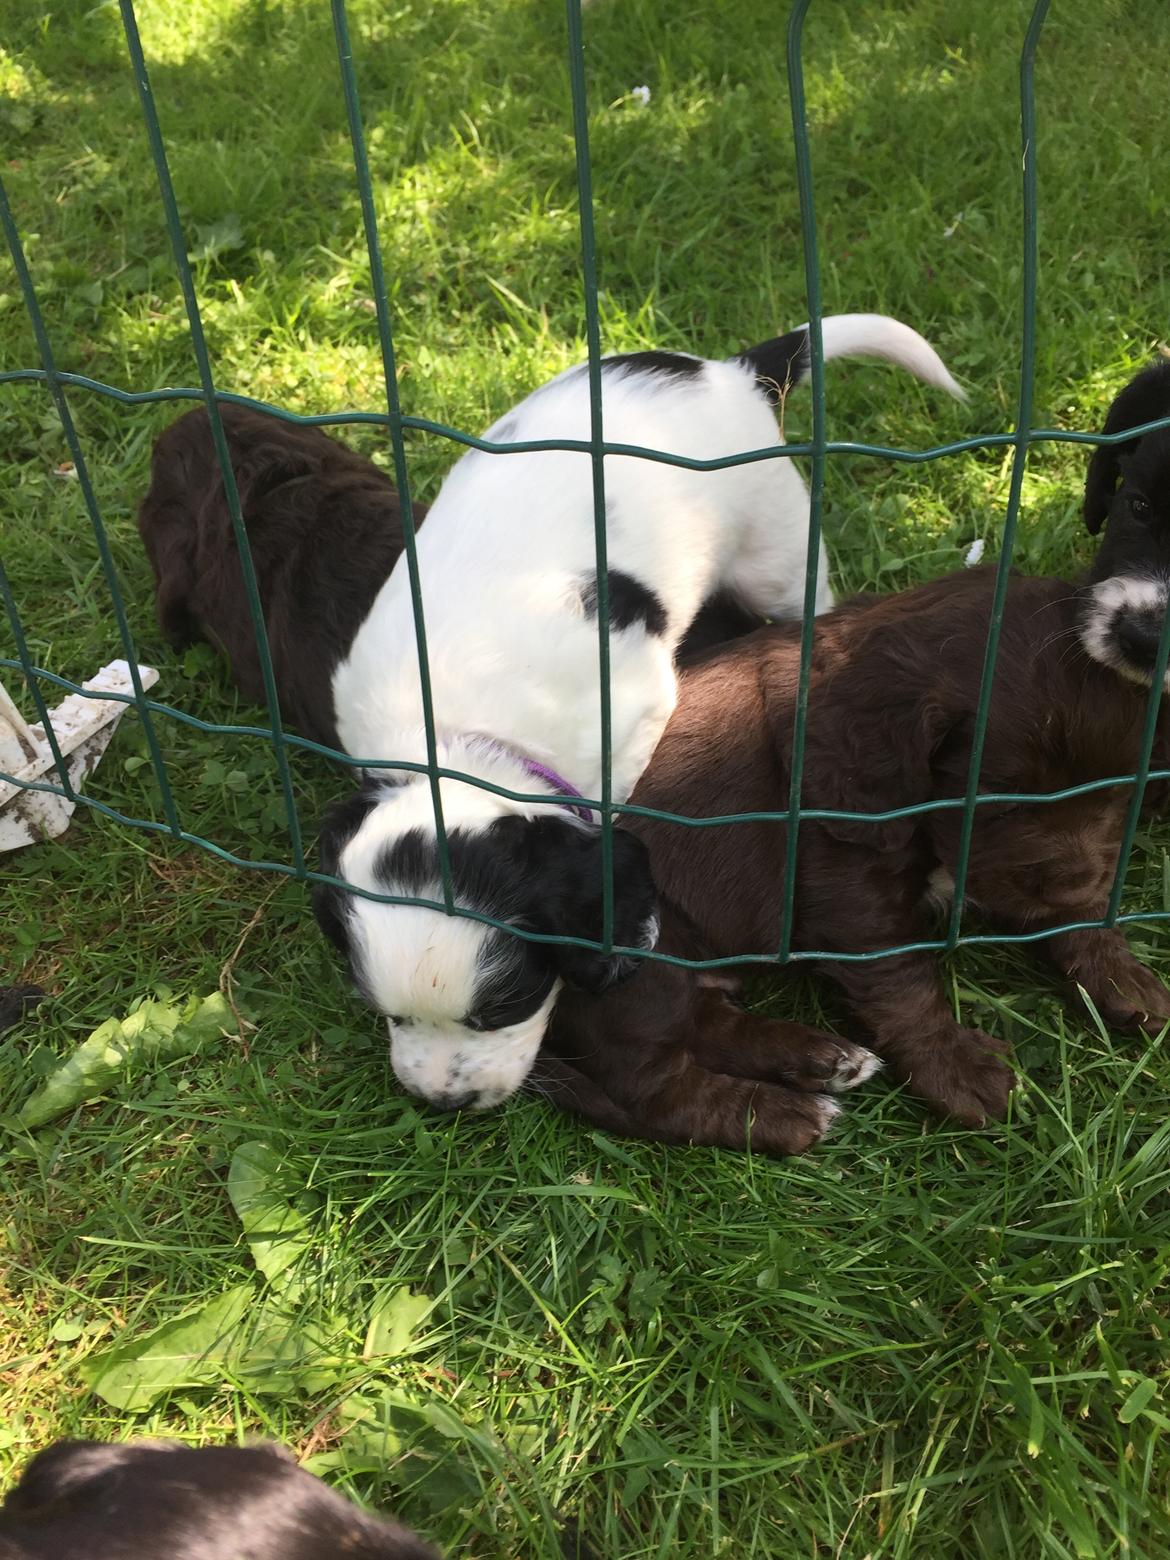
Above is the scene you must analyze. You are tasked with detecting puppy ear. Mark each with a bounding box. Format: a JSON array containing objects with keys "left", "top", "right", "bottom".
[
  {"left": 1084, "top": 446, "right": 1120, "bottom": 536},
  {"left": 526, "top": 819, "right": 659, "bottom": 994},
  {"left": 1085, "top": 361, "right": 1170, "bottom": 533},
  {"left": 807, "top": 695, "right": 956, "bottom": 853},
  {"left": 311, "top": 779, "right": 384, "bottom": 952}
]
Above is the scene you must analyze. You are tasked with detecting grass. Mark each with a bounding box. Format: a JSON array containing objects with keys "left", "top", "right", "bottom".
[{"left": 3, "top": 0, "right": 1170, "bottom": 1553}]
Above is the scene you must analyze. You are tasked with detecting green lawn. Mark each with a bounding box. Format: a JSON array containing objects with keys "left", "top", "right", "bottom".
[{"left": 3, "top": 1, "right": 1170, "bottom": 1554}]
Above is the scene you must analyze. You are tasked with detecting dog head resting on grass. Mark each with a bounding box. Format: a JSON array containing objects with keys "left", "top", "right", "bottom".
[
  {"left": 1081, "top": 358, "right": 1170, "bottom": 685},
  {"left": 0, "top": 1439, "right": 439, "bottom": 1560},
  {"left": 316, "top": 316, "right": 963, "bottom": 1114}
]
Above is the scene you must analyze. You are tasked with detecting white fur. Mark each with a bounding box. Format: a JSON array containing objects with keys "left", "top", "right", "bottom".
[
  {"left": 923, "top": 864, "right": 957, "bottom": 911},
  {"left": 329, "top": 315, "right": 962, "bottom": 1108},
  {"left": 824, "top": 1044, "right": 883, "bottom": 1091},
  {"left": 1080, "top": 574, "right": 1170, "bottom": 688},
  {"left": 810, "top": 1096, "right": 842, "bottom": 1135},
  {"left": 390, "top": 991, "right": 560, "bottom": 1111},
  {"left": 792, "top": 314, "right": 965, "bottom": 402}
]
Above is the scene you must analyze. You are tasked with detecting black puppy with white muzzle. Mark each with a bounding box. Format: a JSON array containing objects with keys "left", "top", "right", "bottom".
[
  {"left": 1081, "top": 358, "right": 1170, "bottom": 682},
  {"left": 0, "top": 1439, "right": 438, "bottom": 1560}
]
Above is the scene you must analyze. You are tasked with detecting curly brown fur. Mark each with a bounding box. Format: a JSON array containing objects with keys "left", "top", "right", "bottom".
[
  {"left": 137, "top": 404, "right": 425, "bottom": 750},
  {"left": 545, "top": 568, "right": 1170, "bottom": 1132}
]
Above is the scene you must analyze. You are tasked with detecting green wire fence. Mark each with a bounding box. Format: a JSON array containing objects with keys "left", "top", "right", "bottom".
[{"left": 3, "top": 0, "right": 1170, "bottom": 974}]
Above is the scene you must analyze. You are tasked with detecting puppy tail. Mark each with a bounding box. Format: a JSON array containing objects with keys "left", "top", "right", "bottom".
[{"left": 737, "top": 313, "right": 966, "bottom": 403}]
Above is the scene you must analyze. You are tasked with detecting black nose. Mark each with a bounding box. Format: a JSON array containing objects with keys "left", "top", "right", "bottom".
[
  {"left": 429, "top": 1089, "right": 477, "bottom": 1113},
  {"left": 1114, "top": 612, "right": 1165, "bottom": 665}
]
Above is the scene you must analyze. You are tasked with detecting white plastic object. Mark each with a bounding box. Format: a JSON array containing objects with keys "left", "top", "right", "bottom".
[{"left": 0, "top": 660, "right": 160, "bottom": 852}]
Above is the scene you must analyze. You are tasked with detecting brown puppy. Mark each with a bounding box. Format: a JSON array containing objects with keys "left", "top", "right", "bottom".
[
  {"left": 137, "top": 404, "right": 425, "bottom": 750},
  {"left": 541, "top": 567, "right": 1170, "bottom": 1139}
]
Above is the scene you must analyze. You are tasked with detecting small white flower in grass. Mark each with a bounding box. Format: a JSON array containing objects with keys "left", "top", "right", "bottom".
[
  {"left": 965, "top": 538, "right": 986, "bottom": 567},
  {"left": 631, "top": 84, "right": 651, "bottom": 106},
  {"left": 943, "top": 211, "right": 964, "bottom": 238}
]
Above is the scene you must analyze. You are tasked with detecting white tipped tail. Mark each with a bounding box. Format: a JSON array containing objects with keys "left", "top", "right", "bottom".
[{"left": 808, "top": 313, "right": 967, "bottom": 401}]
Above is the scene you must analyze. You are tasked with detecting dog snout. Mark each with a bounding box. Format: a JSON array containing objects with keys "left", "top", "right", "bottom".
[
  {"left": 1113, "top": 609, "right": 1166, "bottom": 666},
  {"left": 427, "top": 1087, "right": 479, "bottom": 1113}
]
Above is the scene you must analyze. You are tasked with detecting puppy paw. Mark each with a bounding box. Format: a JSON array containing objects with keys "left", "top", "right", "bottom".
[
  {"left": 822, "top": 1040, "right": 883, "bottom": 1093},
  {"left": 687, "top": 1022, "right": 879, "bottom": 1095},
  {"left": 782, "top": 1036, "right": 882, "bottom": 1093},
  {"left": 903, "top": 1028, "right": 1015, "bottom": 1127},
  {"left": 1089, "top": 967, "right": 1170, "bottom": 1036},
  {"left": 741, "top": 1086, "right": 842, "bottom": 1157}
]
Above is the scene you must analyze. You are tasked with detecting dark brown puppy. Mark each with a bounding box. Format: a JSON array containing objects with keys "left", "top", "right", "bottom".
[
  {"left": 541, "top": 566, "right": 1170, "bottom": 1137},
  {"left": 137, "top": 404, "right": 425, "bottom": 750},
  {"left": 0, "top": 1439, "right": 437, "bottom": 1560}
]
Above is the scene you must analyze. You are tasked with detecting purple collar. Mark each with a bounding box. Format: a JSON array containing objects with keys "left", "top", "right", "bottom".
[
  {"left": 471, "top": 737, "right": 595, "bottom": 823},
  {"left": 518, "top": 755, "right": 595, "bottom": 823}
]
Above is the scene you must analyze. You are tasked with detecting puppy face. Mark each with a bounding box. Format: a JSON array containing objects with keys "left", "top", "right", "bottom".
[
  {"left": 1080, "top": 364, "right": 1170, "bottom": 687},
  {"left": 313, "top": 780, "right": 659, "bottom": 1111},
  {"left": 0, "top": 1438, "right": 438, "bottom": 1560}
]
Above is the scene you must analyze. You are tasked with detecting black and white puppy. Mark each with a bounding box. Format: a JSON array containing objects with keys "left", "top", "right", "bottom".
[
  {"left": 0, "top": 1439, "right": 438, "bottom": 1560},
  {"left": 316, "top": 314, "right": 963, "bottom": 1112},
  {"left": 1082, "top": 357, "right": 1170, "bottom": 685}
]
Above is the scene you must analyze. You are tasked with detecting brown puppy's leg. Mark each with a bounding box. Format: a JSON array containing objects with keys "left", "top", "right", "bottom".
[
  {"left": 828, "top": 951, "right": 1014, "bottom": 1126},
  {"left": 981, "top": 831, "right": 1170, "bottom": 1036},
  {"left": 636, "top": 1059, "right": 842, "bottom": 1157},
  {"left": 541, "top": 961, "right": 844, "bottom": 1156},
  {"left": 684, "top": 986, "right": 881, "bottom": 1094},
  {"left": 1044, "top": 927, "right": 1170, "bottom": 1035},
  {"left": 533, "top": 1044, "right": 840, "bottom": 1157}
]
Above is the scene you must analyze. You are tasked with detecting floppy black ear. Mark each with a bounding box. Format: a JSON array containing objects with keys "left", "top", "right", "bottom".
[
  {"left": 1085, "top": 361, "right": 1170, "bottom": 533},
  {"left": 311, "top": 779, "right": 384, "bottom": 953},
  {"left": 526, "top": 819, "right": 659, "bottom": 994}
]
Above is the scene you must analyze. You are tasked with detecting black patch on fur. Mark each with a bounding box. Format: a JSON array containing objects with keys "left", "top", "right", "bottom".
[
  {"left": 676, "top": 591, "right": 764, "bottom": 666},
  {"left": 580, "top": 570, "right": 668, "bottom": 636},
  {"left": 316, "top": 809, "right": 659, "bottom": 1027},
  {"left": 603, "top": 349, "right": 704, "bottom": 380},
  {"left": 0, "top": 1438, "right": 438, "bottom": 1559},
  {"left": 735, "top": 325, "right": 812, "bottom": 404},
  {"left": 312, "top": 779, "right": 387, "bottom": 961},
  {"left": 1081, "top": 366, "right": 1170, "bottom": 645},
  {"left": 370, "top": 816, "right": 658, "bottom": 1007}
]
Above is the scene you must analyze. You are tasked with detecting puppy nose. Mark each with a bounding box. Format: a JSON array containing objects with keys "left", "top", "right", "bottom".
[
  {"left": 429, "top": 1089, "right": 478, "bottom": 1113},
  {"left": 1115, "top": 612, "right": 1165, "bottom": 664}
]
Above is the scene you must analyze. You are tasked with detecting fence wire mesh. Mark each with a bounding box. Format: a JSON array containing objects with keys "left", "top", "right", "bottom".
[{"left": 3, "top": 0, "right": 1170, "bottom": 973}]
